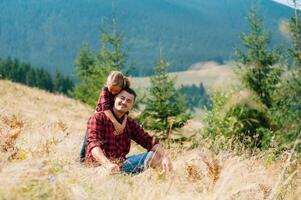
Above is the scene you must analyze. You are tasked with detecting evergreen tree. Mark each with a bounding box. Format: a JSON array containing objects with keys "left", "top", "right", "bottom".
[
  {"left": 271, "top": 1, "right": 301, "bottom": 151},
  {"left": 138, "top": 56, "right": 190, "bottom": 141},
  {"left": 17, "top": 63, "right": 30, "bottom": 83},
  {"left": 74, "top": 43, "right": 96, "bottom": 81},
  {"left": 98, "top": 21, "right": 127, "bottom": 74},
  {"left": 71, "top": 13, "right": 129, "bottom": 106},
  {"left": 235, "top": 6, "right": 282, "bottom": 108},
  {"left": 10, "top": 58, "right": 20, "bottom": 82},
  {"left": 53, "top": 69, "right": 74, "bottom": 94},
  {"left": 179, "top": 83, "right": 211, "bottom": 111},
  {"left": 71, "top": 43, "right": 99, "bottom": 105},
  {"left": 288, "top": 0, "right": 301, "bottom": 68},
  {"left": 35, "top": 68, "right": 53, "bottom": 91},
  {"left": 0, "top": 58, "right": 2, "bottom": 78},
  {"left": 2, "top": 57, "right": 13, "bottom": 79},
  {"left": 25, "top": 68, "right": 37, "bottom": 87},
  {"left": 0, "top": 56, "right": 73, "bottom": 95}
]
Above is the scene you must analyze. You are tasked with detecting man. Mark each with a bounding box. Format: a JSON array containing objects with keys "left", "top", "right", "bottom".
[{"left": 85, "top": 87, "right": 173, "bottom": 174}]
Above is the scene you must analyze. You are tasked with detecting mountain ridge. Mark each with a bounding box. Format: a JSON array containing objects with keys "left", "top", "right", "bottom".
[{"left": 0, "top": 0, "right": 294, "bottom": 76}]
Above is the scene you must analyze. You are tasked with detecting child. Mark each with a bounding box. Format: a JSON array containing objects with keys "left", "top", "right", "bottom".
[{"left": 80, "top": 71, "right": 131, "bottom": 162}]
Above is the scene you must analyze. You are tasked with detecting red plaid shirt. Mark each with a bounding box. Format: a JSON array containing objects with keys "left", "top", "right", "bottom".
[
  {"left": 85, "top": 111, "right": 159, "bottom": 164},
  {"left": 95, "top": 87, "right": 115, "bottom": 112}
]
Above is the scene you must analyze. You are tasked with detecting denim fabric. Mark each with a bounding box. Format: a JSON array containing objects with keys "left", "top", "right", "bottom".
[
  {"left": 80, "top": 132, "right": 153, "bottom": 174},
  {"left": 79, "top": 133, "right": 87, "bottom": 162},
  {"left": 121, "top": 152, "right": 153, "bottom": 174}
]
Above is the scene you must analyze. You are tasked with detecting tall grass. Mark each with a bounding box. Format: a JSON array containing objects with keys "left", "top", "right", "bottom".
[{"left": 0, "top": 80, "right": 300, "bottom": 199}]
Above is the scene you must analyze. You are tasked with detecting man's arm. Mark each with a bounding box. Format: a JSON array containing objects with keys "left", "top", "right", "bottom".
[
  {"left": 128, "top": 118, "right": 173, "bottom": 172},
  {"left": 91, "top": 146, "right": 112, "bottom": 165},
  {"left": 86, "top": 114, "right": 120, "bottom": 174},
  {"left": 128, "top": 118, "right": 159, "bottom": 151},
  {"left": 151, "top": 144, "right": 173, "bottom": 172}
]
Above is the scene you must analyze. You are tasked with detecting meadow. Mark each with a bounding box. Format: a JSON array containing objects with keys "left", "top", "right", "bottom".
[{"left": 0, "top": 76, "right": 300, "bottom": 199}]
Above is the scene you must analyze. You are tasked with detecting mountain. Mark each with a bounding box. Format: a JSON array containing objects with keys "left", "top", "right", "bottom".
[
  {"left": 272, "top": 0, "right": 301, "bottom": 9},
  {"left": 0, "top": 0, "right": 294, "bottom": 76}
]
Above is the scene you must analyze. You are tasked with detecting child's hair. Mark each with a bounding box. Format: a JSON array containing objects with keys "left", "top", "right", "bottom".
[{"left": 107, "top": 71, "right": 130, "bottom": 89}]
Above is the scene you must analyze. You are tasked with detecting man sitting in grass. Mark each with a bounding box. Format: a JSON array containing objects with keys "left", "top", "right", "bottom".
[{"left": 84, "top": 87, "right": 173, "bottom": 174}]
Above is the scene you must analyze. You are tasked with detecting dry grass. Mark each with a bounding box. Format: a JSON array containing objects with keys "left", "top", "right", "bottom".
[
  {"left": 0, "top": 80, "right": 300, "bottom": 200},
  {"left": 131, "top": 62, "right": 239, "bottom": 90}
]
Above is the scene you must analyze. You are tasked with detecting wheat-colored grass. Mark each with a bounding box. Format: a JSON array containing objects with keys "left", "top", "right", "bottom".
[
  {"left": 131, "top": 62, "right": 239, "bottom": 90},
  {"left": 0, "top": 80, "right": 300, "bottom": 200}
]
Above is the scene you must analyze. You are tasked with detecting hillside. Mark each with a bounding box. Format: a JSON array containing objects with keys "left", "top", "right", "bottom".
[
  {"left": 0, "top": 0, "right": 293, "bottom": 75},
  {"left": 0, "top": 80, "right": 300, "bottom": 199},
  {"left": 131, "top": 61, "right": 239, "bottom": 90},
  {"left": 272, "top": 0, "right": 301, "bottom": 9}
]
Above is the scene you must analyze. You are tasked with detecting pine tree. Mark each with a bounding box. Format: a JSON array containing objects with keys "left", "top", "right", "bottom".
[
  {"left": 25, "top": 68, "right": 37, "bottom": 87},
  {"left": 288, "top": 0, "right": 301, "bottom": 68},
  {"left": 35, "top": 68, "right": 53, "bottom": 91},
  {"left": 17, "top": 63, "right": 30, "bottom": 83},
  {"left": 98, "top": 21, "right": 127, "bottom": 74},
  {"left": 71, "top": 43, "right": 100, "bottom": 105},
  {"left": 235, "top": 6, "right": 282, "bottom": 108},
  {"left": 53, "top": 69, "right": 74, "bottom": 94},
  {"left": 138, "top": 56, "right": 190, "bottom": 141},
  {"left": 179, "top": 83, "right": 211, "bottom": 111},
  {"left": 0, "top": 58, "right": 2, "bottom": 79},
  {"left": 71, "top": 13, "right": 129, "bottom": 106},
  {"left": 2, "top": 57, "right": 13, "bottom": 80},
  {"left": 271, "top": 0, "right": 301, "bottom": 150}
]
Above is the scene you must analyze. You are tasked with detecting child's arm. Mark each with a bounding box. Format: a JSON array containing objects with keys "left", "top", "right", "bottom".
[
  {"left": 96, "top": 88, "right": 111, "bottom": 113},
  {"left": 104, "top": 110, "right": 127, "bottom": 134}
]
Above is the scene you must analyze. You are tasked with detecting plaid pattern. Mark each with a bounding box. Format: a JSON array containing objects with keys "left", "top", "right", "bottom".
[
  {"left": 95, "top": 87, "right": 115, "bottom": 112},
  {"left": 85, "top": 112, "right": 159, "bottom": 164}
]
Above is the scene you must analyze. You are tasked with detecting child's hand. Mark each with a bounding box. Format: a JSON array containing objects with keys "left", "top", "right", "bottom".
[
  {"left": 113, "top": 115, "right": 127, "bottom": 134},
  {"left": 113, "top": 122, "right": 124, "bottom": 134}
]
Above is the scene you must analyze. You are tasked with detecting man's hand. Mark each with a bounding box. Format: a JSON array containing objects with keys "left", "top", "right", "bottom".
[
  {"left": 104, "top": 163, "right": 120, "bottom": 175},
  {"left": 162, "top": 156, "right": 173, "bottom": 173},
  {"left": 91, "top": 147, "right": 120, "bottom": 175}
]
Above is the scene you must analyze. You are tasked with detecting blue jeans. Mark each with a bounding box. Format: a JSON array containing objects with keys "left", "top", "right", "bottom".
[
  {"left": 79, "top": 133, "right": 87, "bottom": 162},
  {"left": 121, "top": 151, "right": 153, "bottom": 174},
  {"left": 80, "top": 134, "right": 153, "bottom": 174}
]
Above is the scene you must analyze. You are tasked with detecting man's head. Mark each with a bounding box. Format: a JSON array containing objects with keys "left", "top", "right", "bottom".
[{"left": 113, "top": 88, "right": 137, "bottom": 114}]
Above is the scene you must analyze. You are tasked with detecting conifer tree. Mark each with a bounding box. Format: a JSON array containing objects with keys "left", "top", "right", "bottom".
[
  {"left": 236, "top": 6, "right": 282, "bottom": 108},
  {"left": 138, "top": 56, "right": 190, "bottom": 141},
  {"left": 53, "top": 69, "right": 74, "bottom": 94},
  {"left": 288, "top": 0, "right": 301, "bottom": 68},
  {"left": 71, "top": 43, "right": 99, "bottom": 105},
  {"left": 25, "top": 68, "right": 37, "bottom": 87},
  {"left": 72, "top": 10, "right": 129, "bottom": 106},
  {"left": 35, "top": 68, "right": 53, "bottom": 91},
  {"left": 271, "top": 0, "right": 301, "bottom": 149}
]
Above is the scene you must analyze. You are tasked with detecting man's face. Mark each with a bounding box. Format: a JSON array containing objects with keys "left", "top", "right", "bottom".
[{"left": 114, "top": 90, "right": 135, "bottom": 113}]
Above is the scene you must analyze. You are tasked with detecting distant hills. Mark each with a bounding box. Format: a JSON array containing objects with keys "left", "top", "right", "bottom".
[
  {"left": 272, "top": 0, "right": 301, "bottom": 9},
  {"left": 0, "top": 0, "right": 294, "bottom": 76}
]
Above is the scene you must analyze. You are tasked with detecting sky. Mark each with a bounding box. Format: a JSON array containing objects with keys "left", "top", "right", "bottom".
[{"left": 272, "top": 0, "right": 301, "bottom": 9}]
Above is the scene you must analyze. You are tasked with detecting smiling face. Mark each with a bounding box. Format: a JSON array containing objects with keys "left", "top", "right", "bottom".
[{"left": 114, "top": 90, "right": 135, "bottom": 114}]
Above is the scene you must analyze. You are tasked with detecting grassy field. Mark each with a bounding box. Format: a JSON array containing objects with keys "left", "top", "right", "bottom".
[
  {"left": 131, "top": 61, "right": 239, "bottom": 90},
  {"left": 0, "top": 80, "right": 300, "bottom": 200}
]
